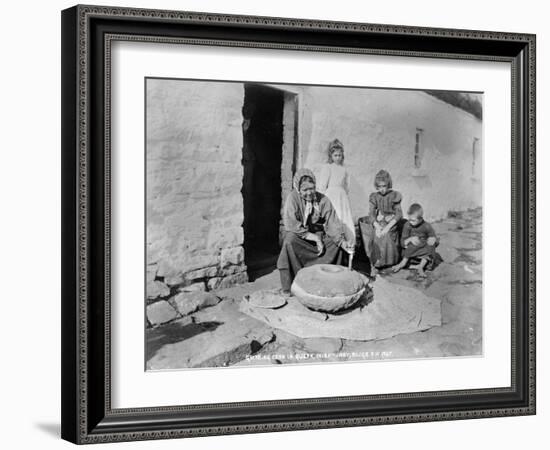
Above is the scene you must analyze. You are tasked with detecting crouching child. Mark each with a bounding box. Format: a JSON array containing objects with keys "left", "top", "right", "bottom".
[{"left": 392, "top": 203, "right": 439, "bottom": 278}]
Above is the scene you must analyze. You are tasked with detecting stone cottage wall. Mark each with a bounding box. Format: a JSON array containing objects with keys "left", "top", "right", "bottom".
[
  {"left": 146, "top": 79, "right": 247, "bottom": 299},
  {"left": 146, "top": 79, "right": 483, "bottom": 301},
  {"left": 294, "top": 86, "right": 483, "bottom": 223}
]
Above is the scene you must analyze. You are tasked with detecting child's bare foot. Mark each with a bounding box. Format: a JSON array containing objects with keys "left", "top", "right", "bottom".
[
  {"left": 409, "top": 263, "right": 420, "bottom": 270},
  {"left": 416, "top": 258, "right": 429, "bottom": 278},
  {"left": 392, "top": 264, "right": 403, "bottom": 273}
]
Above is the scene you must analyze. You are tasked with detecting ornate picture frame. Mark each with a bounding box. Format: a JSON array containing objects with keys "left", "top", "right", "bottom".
[{"left": 61, "top": 4, "right": 536, "bottom": 444}]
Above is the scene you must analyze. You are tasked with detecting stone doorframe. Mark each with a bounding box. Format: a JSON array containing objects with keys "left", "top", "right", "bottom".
[{"left": 275, "top": 88, "right": 299, "bottom": 245}]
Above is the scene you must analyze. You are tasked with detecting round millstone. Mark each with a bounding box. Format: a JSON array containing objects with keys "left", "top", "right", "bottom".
[{"left": 291, "top": 264, "right": 366, "bottom": 313}]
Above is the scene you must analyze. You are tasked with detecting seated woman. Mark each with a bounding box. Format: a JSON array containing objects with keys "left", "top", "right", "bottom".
[
  {"left": 358, "top": 169, "right": 403, "bottom": 275},
  {"left": 277, "top": 168, "right": 354, "bottom": 293}
]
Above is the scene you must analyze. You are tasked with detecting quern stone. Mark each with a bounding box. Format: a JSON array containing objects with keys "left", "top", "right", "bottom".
[{"left": 291, "top": 264, "right": 366, "bottom": 313}]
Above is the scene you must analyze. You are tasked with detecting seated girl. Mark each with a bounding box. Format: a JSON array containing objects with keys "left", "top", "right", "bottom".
[
  {"left": 392, "top": 203, "right": 439, "bottom": 278},
  {"left": 358, "top": 169, "right": 403, "bottom": 275}
]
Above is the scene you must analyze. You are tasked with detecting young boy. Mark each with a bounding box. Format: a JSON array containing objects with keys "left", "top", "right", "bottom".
[{"left": 392, "top": 203, "right": 438, "bottom": 278}]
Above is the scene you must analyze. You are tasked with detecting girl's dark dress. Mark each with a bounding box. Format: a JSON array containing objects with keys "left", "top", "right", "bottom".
[
  {"left": 359, "top": 190, "right": 403, "bottom": 267},
  {"left": 401, "top": 219, "right": 438, "bottom": 261}
]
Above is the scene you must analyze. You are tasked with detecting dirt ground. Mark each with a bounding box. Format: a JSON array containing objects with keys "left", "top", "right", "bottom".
[{"left": 146, "top": 208, "right": 482, "bottom": 370}]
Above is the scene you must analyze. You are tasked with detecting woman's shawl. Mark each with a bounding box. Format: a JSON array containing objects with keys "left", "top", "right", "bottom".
[
  {"left": 282, "top": 190, "right": 345, "bottom": 246},
  {"left": 293, "top": 168, "right": 316, "bottom": 191},
  {"left": 292, "top": 168, "right": 320, "bottom": 226}
]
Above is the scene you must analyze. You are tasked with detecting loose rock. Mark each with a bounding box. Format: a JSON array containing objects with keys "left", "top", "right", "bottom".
[
  {"left": 147, "top": 280, "right": 170, "bottom": 300},
  {"left": 178, "top": 282, "right": 206, "bottom": 293},
  {"left": 147, "top": 300, "right": 178, "bottom": 326},
  {"left": 208, "top": 273, "right": 248, "bottom": 290},
  {"left": 220, "top": 246, "right": 245, "bottom": 267},
  {"left": 185, "top": 266, "right": 219, "bottom": 281},
  {"left": 146, "top": 263, "right": 158, "bottom": 283},
  {"left": 173, "top": 291, "right": 221, "bottom": 316}
]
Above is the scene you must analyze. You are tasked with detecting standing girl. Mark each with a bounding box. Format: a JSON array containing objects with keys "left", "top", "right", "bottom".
[
  {"left": 359, "top": 169, "right": 403, "bottom": 274},
  {"left": 317, "top": 139, "right": 356, "bottom": 244}
]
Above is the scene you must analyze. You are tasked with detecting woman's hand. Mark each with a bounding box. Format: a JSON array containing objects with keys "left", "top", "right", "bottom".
[
  {"left": 306, "top": 233, "right": 324, "bottom": 255},
  {"left": 341, "top": 240, "right": 355, "bottom": 255},
  {"left": 374, "top": 221, "right": 382, "bottom": 237},
  {"left": 380, "top": 221, "right": 395, "bottom": 237},
  {"left": 315, "top": 237, "right": 324, "bottom": 255}
]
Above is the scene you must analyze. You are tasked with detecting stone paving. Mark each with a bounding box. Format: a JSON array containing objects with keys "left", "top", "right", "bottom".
[{"left": 145, "top": 208, "right": 482, "bottom": 370}]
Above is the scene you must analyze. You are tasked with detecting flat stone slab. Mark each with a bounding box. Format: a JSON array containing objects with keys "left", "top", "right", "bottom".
[
  {"left": 440, "top": 232, "right": 480, "bottom": 251},
  {"left": 265, "top": 327, "right": 344, "bottom": 354},
  {"left": 235, "top": 331, "right": 344, "bottom": 367},
  {"left": 431, "top": 221, "right": 464, "bottom": 235},
  {"left": 172, "top": 291, "right": 220, "bottom": 316},
  {"left": 240, "top": 277, "right": 441, "bottom": 341},
  {"left": 436, "top": 245, "right": 460, "bottom": 263},
  {"left": 147, "top": 299, "right": 274, "bottom": 370},
  {"left": 462, "top": 249, "right": 482, "bottom": 263},
  {"left": 147, "top": 300, "right": 178, "bottom": 326},
  {"left": 147, "top": 280, "right": 170, "bottom": 300},
  {"left": 214, "top": 269, "right": 280, "bottom": 300},
  {"left": 435, "top": 262, "right": 482, "bottom": 284}
]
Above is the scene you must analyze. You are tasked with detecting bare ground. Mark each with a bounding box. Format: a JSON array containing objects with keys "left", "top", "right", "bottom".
[{"left": 146, "top": 208, "right": 482, "bottom": 370}]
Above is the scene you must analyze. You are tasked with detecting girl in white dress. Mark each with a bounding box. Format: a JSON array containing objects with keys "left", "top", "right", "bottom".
[{"left": 317, "top": 139, "right": 356, "bottom": 244}]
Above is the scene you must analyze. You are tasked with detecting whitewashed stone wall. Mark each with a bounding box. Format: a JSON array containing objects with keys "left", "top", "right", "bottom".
[
  {"left": 294, "top": 86, "right": 483, "bottom": 222},
  {"left": 146, "top": 80, "right": 483, "bottom": 300},
  {"left": 146, "top": 79, "right": 247, "bottom": 298}
]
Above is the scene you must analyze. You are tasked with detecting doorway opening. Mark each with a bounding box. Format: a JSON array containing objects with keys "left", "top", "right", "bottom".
[{"left": 241, "top": 84, "right": 297, "bottom": 280}]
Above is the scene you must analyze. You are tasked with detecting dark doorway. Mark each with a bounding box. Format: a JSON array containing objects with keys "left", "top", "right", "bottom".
[{"left": 241, "top": 84, "right": 286, "bottom": 280}]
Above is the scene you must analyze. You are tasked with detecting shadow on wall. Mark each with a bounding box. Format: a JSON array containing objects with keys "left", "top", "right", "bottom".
[{"left": 348, "top": 171, "right": 368, "bottom": 223}]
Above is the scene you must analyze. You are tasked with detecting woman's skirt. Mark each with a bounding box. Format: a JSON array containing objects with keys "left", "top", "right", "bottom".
[
  {"left": 325, "top": 186, "right": 355, "bottom": 242},
  {"left": 277, "top": 232, "right": 343, "bottom": 291}
]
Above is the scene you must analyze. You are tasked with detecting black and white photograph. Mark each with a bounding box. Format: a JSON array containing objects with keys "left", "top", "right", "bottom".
[
  {"left": 145, "top": 78, "right": 483, "bottom": 370},
  {"left": 1, "top": 0, "right": 543, "bottom": 446}
]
